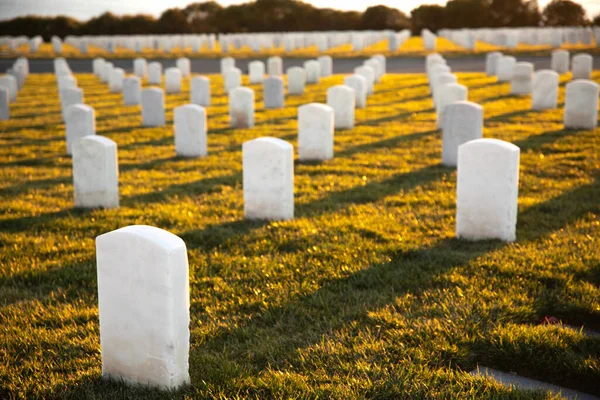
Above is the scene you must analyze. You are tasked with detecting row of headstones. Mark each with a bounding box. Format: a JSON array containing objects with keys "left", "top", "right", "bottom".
[
  {"left": 64, "top": 53, "right": 388, "bottom": 209},
  {"left": 0, "top": 57, "right": 29, "bottom": 120},
  {"left": 92, "top": 135, "right": 523, "bottom": 390},
  {"left": 2, "top": 29, "right": 411, "bottom": 55},
  {"left": 485, "top": 50, "right": 599, "bottom": 130},
  {"left": 440, "top": 26, "right": 600, "bottom": 50}
]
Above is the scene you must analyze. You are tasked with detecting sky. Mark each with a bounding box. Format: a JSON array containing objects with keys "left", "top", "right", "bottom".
[{"left": 0, "top": 0, "right": 599, "bottom": 21}]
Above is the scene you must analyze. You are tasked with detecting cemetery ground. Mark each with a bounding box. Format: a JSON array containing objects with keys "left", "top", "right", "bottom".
[{"left": 1, "top": 71, "right": 600, "bottom": 399}]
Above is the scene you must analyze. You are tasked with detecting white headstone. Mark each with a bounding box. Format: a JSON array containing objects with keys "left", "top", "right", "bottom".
[
  {"left": 497, "top": 56, "right": 517, "bottom": 82},
  {"left": 190, "top": 76, "right": 210, "bottom": 107},
  {"left": 456, "top": 138, "right": 520, "bottom": 242},
  {"left": 531, "top": 70, "right": 559, "bottom": 110},
  {"left": 229, "top": 87, "right": 255, "bottom": 128},
  {"left": 287, "top": 67, "right": 306, "bottom": 95},
  {"left": 267, "top": 56, "right": 283, "bottom": 76},
  {"left": 564, "top": 80, "right": 599, "bottom": 130},
  {"left": 95, "top": 225, "right": 190, "bottom": 388},
  {"left": 486, "top": 52, "right": 502, "bottom": 76},
  {"left": 165, "top": 68, "right": 182, "bottom": 94},
  {"left": 123, "top": 77, "right": 142, "bottom": 106},
  {"left": 66, "top": 104, "right": 95, "bottom": 155},
  {"left": 551, "top": 50, "right": 569, "bottom": 74},
  {"left": 298, "top": 103, "right": 334, "bottom": 161},
  {"left": 176, "top": 57, "right": 191, "bottom": 77},
  {"left": 243, "top": 137, "right": 294, "bottom": 220},
  {"left": 148, "top": 62, "right": 163, "bottom": 85},
  {"left": 263, "top": 76, "right": 285, "bottom": 109},
  {"left": 364, "top": 59, "right": 382, "bottom": 83},
  {"left": 344, "top": 74, "right": 368, "bottom": 109},
  {"left": 318, "top": 55, "right": 333, "bottom": 77},
  {"left": 73, "top": 136, "right": 118, "bottom": 208},
  {"left": 221, "top": 57, "right": 235, "bottom": 75},
  {"left": 249, "top": 61, "right": 265, "bottom": 84},
  {"left": 327, "top": 85, "right": 355, "bottom": 130},
  {"left": 141, "top": 87, "right": 166, "bottom": 127},
  {"left": 354, "top": 65, "right": 375, "bottom": 95},
  {"left": 510, "top": 62, "right": 534, "bottom": 95},
  {"left": 174, "top": 104, "right": 207, "bottom": 158},
  {"left": 572, "top": 54, "right": 593, "bottom": 80},
  {"left": 224, "top": 67, "right": 242, "bottom": 93},
  {"left": 60, "top": 87, "right": 83, "bottom": 121},
  {"left": 133, "top": 58, "right": 147, "bottom": 79},
  {"left": 433, "top": 73, "right": 457, "bottom": 106},
  {"left": 442, "top": 101, "right": 483, "bottom": 167},
  {"left": 109, "top": 68, "right": 125, "bottom": 93},
  {"left": 0, "top": 87, "right": 8, "bottom": 120},
  {"left": 436, "top": 83, "right": 468, "bottom": 129},
  {"left": 0, "top": 75, "right": 17, "bottom": 103},
  {"left": 304, "top": 60, "right": 321, "bottom": 84}
]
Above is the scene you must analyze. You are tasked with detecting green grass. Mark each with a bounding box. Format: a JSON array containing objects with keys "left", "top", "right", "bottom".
[{"left": 0, "top": 70, "right": 599, "bottom": 399}]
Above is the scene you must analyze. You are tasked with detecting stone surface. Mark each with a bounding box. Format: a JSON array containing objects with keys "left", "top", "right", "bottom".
[
  {"left": 174, "top": 104, "right": 207, "bottom": 158},
  {"left": 551, "top": 50, "right": 570, "bottom": 74},
  {"left": 141, "top": 87, "right": 165, "bottom": 127},
  {"left": 60, "top": 87, "right": 84, "bottom": 122},
  {"left": 497, "top": 56, "right": 517, "bottom": 82},
  {"left": 0, "top": 75, "right": 17, "bottom": 103},
  {"left": 485, "top": 52, "right": 502, "bottom": 76},
  {"left": 267, "top": 56, "right": 283, "bottom": 76},
  {"left": 66, "top": 104, "right": 95, "bottom": 155},
  {"left": 224, "top": 68, "right": 242, "bottom": 93},
  {"left": 123, "top": 77, "right": 142, "bottom": 106},
  {"left": 572, "top": 53, "right": 593, "bottom": 80},
  {"left": 109, "top": 68, "right": 125, "bottom": 93},
  {"left": 298, "top": 103, "right": 335, "bottom": 161},
  {"left": 73, "top": 136, "right": 118, "bottom": 208},
  {"left": 456, "top": 138, "right": 520, "bottom": 242},
  {"left": 287, "top": 67, "right": 306, "bottom": 95},
  {"left": 433, "top": 73, "right": 457, "bottom": 106},
  {"left": 95, "top": 225, "right": 190, "bottom": 389},
  {"left": 436, "top": 83, "right": 468, "bottom": 129},
  {"left": 344, "top": 74, "right": 368, "bottom": 109},
  {"left": 190, "top": 76, "right": 211, "bottom": 107},
  {"left": 176, "top": 58, "right": 191, "bottom": 77},
  {"left": 364, "top": 59, "right": 382, "bottom": 83},
  {"left": 263, "top": 76, "right": 285, "bottom": 109},
  {"left": 133, "top": 58, "right": 147, "bottom": 79},
  {"left": 510, "top": 62, "right": 534, "bottom": 95},
  {"left": 327, "top": 85, "right": 355, "bottom": 130},
  {"left": 148, "top": 62, "right": 162, "bottom": 85},
  {"left": 442, "top": 101, "right": 483, "bottom": 167},
  {"left": 229, "top": 87, "right": 255, "bottom": 128},
  {"left": 532, "top": 70, "right": 559, "bottom": 110},
  {"left": 0, "top": 87, "right": 8, "bottom": 120},
  {"left": 354, "top": 65, "right": 375, "bottom": 95},
  {"left": 304, "top": 60, "right": 321, "bottom": 84},
  {"left": 564, "top": 80, "right": 599, "bottom": 130},
  {"left": 243, "top": 137, "right": 294, "bottom": 220},
  {"left": 220, "top": 57, "right": 235, "bottom": 75},
  {"left": 318, "top": 55, "right": 333, "bottom": 77},
  {"left": 165, "top": 68, "right": 182, "bottom": 94},
  {"left": 249, "top": 61, "right": 265, "bottom": 84}
]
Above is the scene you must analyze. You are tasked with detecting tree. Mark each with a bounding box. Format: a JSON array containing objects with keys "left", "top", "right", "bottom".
[
  {"left": 411, "top": 5, "right": 446, "bottom": 34},
  {"left": 594, "top": 13, "right": 600, "bottom": 26},
  {"left": 360, "top": 5, "right": 410, "bottom": 31},
  {"left": 489, "top": 0, "right": 540, "bottom": 27},
  {"left": 444, "top": 0, "right": 492, "bottom": 29},
  {"left": 543, "top": 0, "right": 588, "bottom": 26},
  {"left": 156, "top": 8, "right": 191, "bottom": 33},
  {"left": 183, "top": 1, "right": 223, "bottom": 33}
]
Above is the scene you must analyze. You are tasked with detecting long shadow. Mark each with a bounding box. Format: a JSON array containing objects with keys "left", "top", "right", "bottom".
[
  {"left": 513, "top": 128, "right": 580, "bottom": 153},
  {"left": 0, "top": 155, "right": 63, "bottom": 168},
  {"left": 336, "top": 129, "right": 438, "bottom": 158},
  {"left": 485, "top": 108, "right": 536, "bottom": 123},
  {"left": 1, "top": 175, "right": 71, "bottom": 200},
  {"left": 356, "top": 108, "right": 435, "bottom": 127}
]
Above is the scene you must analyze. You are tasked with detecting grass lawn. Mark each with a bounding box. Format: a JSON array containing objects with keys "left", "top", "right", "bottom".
[
  {"left": 0, "top": 69, "right": 599, "bottom": 399},
  {"left": 2, "top": 36, "right": 599, "bottom": 59}
]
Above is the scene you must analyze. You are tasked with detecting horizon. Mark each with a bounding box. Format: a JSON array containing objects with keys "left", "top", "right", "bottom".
[{"left": 0, "top": 0, "right": 599, "bottom": 22}]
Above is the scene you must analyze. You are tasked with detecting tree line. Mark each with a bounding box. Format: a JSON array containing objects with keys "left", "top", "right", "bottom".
[{"left": 0, "top": 0, "right": 598, "bottom": 42}]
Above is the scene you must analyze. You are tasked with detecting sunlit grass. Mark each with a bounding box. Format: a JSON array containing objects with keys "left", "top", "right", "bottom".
[
  {"left": 2, "top": 36, "right": 598, "bottom": 59},
  {"left": 0, "top": 70, "right": 599, "bottom": 398}
]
